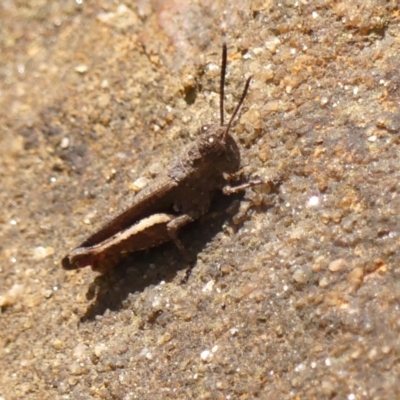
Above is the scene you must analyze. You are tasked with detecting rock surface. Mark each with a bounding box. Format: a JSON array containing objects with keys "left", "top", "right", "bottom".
[{"left": 1, "top": 1, "right": 400, "bottom": 399}]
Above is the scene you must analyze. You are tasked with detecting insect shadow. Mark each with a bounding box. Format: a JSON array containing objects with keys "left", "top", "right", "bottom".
[
  {"left": 67, "top": 43, "right": 262, "bottom": 320},
  {"left": 80, "top": 191, "right": 245, "bottom": 322}
]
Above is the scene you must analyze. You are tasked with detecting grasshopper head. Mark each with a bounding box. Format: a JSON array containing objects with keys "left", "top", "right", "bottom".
[
  {"left": 195, "top": 42, "right": 252, "bottom": 173},
  {"left": 197, "top": 122, "right": 241, "bottom": 173}
]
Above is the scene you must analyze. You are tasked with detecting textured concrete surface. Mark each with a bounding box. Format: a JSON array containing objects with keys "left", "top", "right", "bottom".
[{"left": 1, "top": 1, "right": 400, "bottom": 399}]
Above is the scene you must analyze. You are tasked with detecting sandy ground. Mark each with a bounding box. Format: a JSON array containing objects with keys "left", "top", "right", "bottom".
[{"left": 1, "top": 1, "right": 400, "bottom": 399}]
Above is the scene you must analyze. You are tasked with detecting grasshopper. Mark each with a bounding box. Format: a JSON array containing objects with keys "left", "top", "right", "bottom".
[{"left": 62, "top": 44, "right": 255, "bottom": 273}]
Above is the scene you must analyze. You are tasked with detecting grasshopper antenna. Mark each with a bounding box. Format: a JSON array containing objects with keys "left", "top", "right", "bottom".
[
  {"left": 220, "top": 43, "right": 227, "bottom": 127},
  {"left": 224, "top": 75, "right": 252, "bottom": 141}
]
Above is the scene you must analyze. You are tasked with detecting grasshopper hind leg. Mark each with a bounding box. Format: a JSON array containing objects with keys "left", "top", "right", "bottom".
[{"left": 166, "top": 214, "right": 195, "bottom": 261}]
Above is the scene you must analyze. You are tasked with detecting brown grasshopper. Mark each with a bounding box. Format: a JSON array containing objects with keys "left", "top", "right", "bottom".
[{"left": 62, "top": 44, "right": 255, "bottom": 274}]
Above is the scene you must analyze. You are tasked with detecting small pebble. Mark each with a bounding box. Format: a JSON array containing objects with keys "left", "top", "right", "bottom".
[
  {"left": 32, "top": 246, "right": 54, "bottom": 260},
  {"left": 200, "top": 350, "right": 212, "bottom": 361},
  {"left": 202, "top": 280, "right": 215, "bottom": 293},
  {"left": 60, "top": 137, "right": 70, "bottom": 149},
  {"left": 74, "top": 65, "right": 88, "bottom": 73},
  {"left": 328, "top": 259, "right": 347, "bottom": 272},
  {"left": 293, "top": 266, "right": 311, "bottom": 284}
]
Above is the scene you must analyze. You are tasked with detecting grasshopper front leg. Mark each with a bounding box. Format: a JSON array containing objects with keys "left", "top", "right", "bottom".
[{"left": 222, "top": 178, "right": 263, "bottom": 195}]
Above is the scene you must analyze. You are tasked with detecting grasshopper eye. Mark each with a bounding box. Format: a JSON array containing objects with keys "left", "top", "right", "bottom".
[
  {"left": 200, "top": 124, "right": 213, "bottom": 136},
  {"left": 200, "top": 124, "right": 218, "bottom": 136}
]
